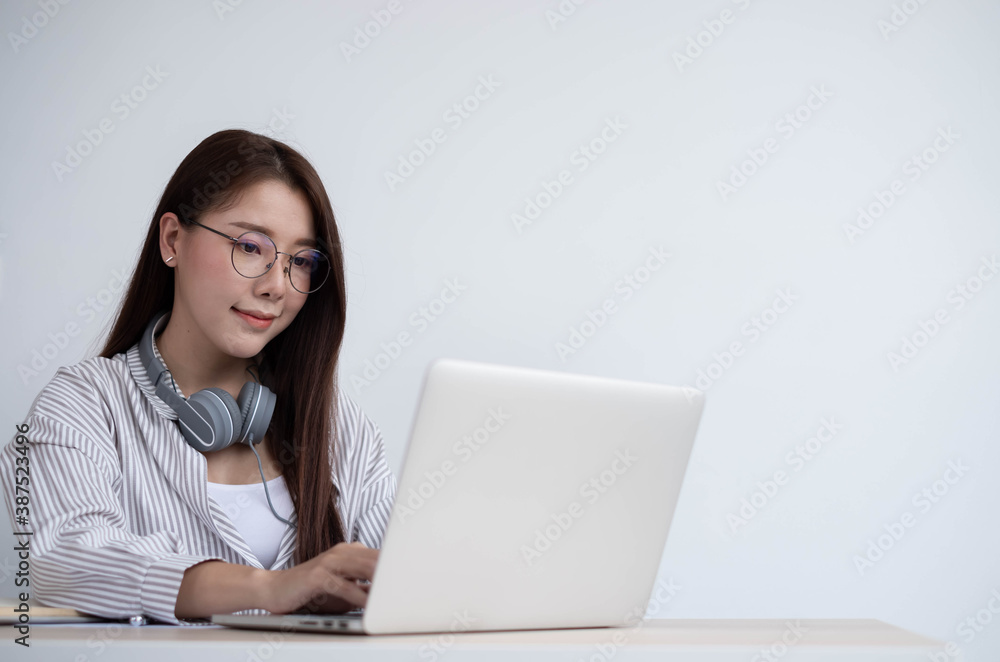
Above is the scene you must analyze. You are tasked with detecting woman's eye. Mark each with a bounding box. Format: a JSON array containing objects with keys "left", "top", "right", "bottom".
[{"left": 237, "top": 241, "right": 261, "bottom": 255}]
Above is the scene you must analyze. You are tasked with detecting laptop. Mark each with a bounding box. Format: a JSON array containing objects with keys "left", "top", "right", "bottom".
[{"left": 212, "top": 357, "right": 706, "bottom": 635}]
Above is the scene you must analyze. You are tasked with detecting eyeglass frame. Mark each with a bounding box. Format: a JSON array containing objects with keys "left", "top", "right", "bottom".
[{"left": 176, "top": 211, "right": 331, "bottom": 294}]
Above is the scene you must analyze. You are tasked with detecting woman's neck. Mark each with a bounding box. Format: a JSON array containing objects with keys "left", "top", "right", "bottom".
[{"left": 155, "top": 313, "right": 262, "bottom": 398}]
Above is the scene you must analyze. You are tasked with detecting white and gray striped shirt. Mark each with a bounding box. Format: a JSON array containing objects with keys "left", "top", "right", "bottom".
[{"left": 0, "top": 341, "right": 397, "bottom": 625}]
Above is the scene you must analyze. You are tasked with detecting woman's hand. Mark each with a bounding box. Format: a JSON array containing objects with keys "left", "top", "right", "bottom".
[{"left": 262, "top": 541, "right": 379, "bottom": 615}]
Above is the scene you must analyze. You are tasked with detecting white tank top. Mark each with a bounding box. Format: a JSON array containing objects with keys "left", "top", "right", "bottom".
[{"left": 206, "top": 475, "right": 295, "bottom": 569}]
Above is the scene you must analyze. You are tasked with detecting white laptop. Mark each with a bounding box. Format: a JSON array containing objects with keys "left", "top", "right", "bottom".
[{"left": 212, "top": 357, "right": 705, "bottom": 635}]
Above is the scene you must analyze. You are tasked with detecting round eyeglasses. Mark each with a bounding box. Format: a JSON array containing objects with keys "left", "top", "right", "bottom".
[{"left": 181, "top": 215, "right": 331, "bottom": 294}]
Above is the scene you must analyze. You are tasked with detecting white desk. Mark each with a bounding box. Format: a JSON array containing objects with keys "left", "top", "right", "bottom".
[{"left": 3, "top": 618, "right": 946, "bottom": 661}]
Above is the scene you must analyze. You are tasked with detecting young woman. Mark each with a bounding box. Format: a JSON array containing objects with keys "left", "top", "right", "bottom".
[{"left": 0, "top": 129, "right": 396, "bottom": 625}]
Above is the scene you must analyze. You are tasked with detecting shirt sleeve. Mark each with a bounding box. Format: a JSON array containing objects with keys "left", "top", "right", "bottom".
[
  {"left": 338, "top": 393, "right": 397, "bottom": 550},
  {"left": 0, "top": 382, "right": 226, "bottom": 625}
]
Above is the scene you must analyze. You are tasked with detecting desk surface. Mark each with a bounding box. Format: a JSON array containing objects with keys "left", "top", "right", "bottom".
[{"left": 3, "top": 618, "right": 946, "bottom": 661}]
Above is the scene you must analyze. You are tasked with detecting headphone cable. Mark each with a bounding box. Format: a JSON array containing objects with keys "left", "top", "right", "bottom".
[{"left": 249, "top": 434, "right": 296, "bottom": 528}]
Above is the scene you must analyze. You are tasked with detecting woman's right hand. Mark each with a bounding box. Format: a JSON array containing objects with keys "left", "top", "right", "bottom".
[{"left": 262, "top": 541, "right": 379, "bottom": 615}]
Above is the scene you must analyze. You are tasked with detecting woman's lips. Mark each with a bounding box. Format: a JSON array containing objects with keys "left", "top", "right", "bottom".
[{"left": 233, "top": 308, "right": 274, "bottom": 330}]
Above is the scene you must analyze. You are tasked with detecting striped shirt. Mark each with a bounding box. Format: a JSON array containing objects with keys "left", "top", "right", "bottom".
[{"left": 0, "top": 340, "right": 397, "bottom": 625}]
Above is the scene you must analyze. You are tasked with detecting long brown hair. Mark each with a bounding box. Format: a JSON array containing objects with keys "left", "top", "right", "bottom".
[{"left": 100, "top": 129, "right": 347, "bottom": 564}]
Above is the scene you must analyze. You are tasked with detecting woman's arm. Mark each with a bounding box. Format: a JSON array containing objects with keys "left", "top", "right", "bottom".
[
  {"left": 176, "top": 544, "right": 380, "bottom": 619},
  {"left": 175, "top": 560, "right": 269, "bottom": 619},
  {"left": 0, "top": 410, "right": 229, "bottom": 625}
]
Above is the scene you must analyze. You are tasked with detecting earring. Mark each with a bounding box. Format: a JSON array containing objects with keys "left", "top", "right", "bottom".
[{"left": 165, "top": 256, "right": 174, "bottom": 263}]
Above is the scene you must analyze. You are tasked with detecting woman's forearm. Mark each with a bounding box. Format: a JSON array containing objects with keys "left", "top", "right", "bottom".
[{"left": 175, "top": 560, "right": 271, "bottom": 620}]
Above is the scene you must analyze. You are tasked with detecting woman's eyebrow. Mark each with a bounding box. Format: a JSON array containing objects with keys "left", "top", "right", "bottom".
[{"left": 229, "top": 220, "right": 316, "bottom": 248}]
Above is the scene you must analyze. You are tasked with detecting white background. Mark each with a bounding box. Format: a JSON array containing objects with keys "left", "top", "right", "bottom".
[{"left": 1, "top": 0, "right": 998, "bottom": 658}]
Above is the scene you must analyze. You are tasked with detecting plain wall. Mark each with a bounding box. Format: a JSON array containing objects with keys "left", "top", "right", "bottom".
[{"left": 1, "top": 0, "right": 998, "bottom": 658}]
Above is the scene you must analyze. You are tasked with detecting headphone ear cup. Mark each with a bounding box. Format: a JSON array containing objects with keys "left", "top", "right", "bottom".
[
  {"left": 237, "top": 381, "right": 276, "bottom": 446},
  {"left": 182, "top": 387, "right": 242, "bottom": 452}
]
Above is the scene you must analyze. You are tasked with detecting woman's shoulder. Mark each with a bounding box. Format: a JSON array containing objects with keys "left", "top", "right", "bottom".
[
  {"left": 333, "top": 388, "right": 382, "bottom": 446},
  {"left": 37, "top": 350, "right": 131, "bottom": 395},
  {"left": 331, "top": 388, "right": 394, "bottom": 474},
  {"left": 23, "top": 351, "right": 133, "bottom": 430},
  {"left": 335, "top": 387, "right": 365, "bottom": 421},
  {"left": 55, "top": 350, "right": 131, "bottom": 380},
  {"left": 330, "top": 386, "right": 396, "bottom": 510},
  {"left": 5, "top": 352, "right": 135, "bottom": 476}
]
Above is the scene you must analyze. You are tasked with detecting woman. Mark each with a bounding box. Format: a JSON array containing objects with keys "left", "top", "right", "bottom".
[{"left": 0, "top": 129, "right": 396, "bottom": 625}]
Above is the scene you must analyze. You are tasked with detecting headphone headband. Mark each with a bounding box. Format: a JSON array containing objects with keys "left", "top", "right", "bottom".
[{"left": 138, "top": 310, "right": 172, "bottom": 391}]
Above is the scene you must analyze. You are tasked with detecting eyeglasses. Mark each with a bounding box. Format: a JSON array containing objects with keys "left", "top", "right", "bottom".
[{"left": 180, "top": 214, "right": 331, "bottom": 294}]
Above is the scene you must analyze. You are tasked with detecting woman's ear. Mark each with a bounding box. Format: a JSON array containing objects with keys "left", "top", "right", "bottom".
[{"left": 160, "top": 212, "right": 181, "bottom": 264}]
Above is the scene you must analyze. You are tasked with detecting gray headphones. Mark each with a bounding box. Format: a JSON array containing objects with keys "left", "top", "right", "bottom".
[{"left": 138, "top": 309, "right": 276, "bottom": 452}]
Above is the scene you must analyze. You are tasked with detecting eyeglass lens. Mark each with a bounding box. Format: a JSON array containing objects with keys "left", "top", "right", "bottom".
[{"left": 232, "top": 232, "right": 330, "bottom": 293}]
